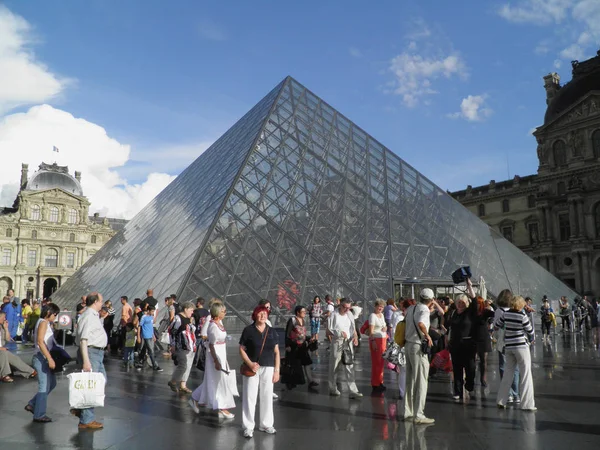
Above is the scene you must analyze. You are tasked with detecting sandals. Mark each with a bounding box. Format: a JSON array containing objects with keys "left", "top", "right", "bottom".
[
  {"left": 1, "top": 376, "right": 14, "bottom": 383},
  {"left": 168, "top": 381, "right": 179, "bottom": 392},
  {"left": 179, "top": 386, "right": 192, "bottom": 394},
  {"left": 25, "top": 405, "right": 34, "bottom": 414},
  {"left": 33, "top": 416, "right": 52, "bottom": 423}
]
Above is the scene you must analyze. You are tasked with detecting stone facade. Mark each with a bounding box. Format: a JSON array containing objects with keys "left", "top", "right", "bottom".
[
  {"left": 0, "top": 162, "right": 126, "bottom": 299},
  {"left": 452, "top": 51, "right": 600, "bottom": 297}
]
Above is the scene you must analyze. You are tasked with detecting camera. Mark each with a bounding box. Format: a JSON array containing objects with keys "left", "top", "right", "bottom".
[{"left": 451, "top": 266, "right": 472, "bottom": 284}]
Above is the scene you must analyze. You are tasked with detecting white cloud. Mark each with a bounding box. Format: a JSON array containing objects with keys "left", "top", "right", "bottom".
[
  {"left": 448, "top": 95, "right": 493, "bottom": 122},
  {"left": 0, "top": 6, "right": 68, "bottom": 115},
  {"left": 553, "top": 59, "right": 562, "bottom": 68},
  {"left": 498, "top": 1, "right": 600, "bottom": 64},
  {"left": 388, "top": 53, "right": 467, "bottom": 107},
  {"left": 0, "top": 105, "right": 179, "bottom": 219},
  {"left": 0, "top": 6, "right": 207, "bottom": 219},
  {"left": 349, "top": 47, "right": 362, "bottom": 58}
]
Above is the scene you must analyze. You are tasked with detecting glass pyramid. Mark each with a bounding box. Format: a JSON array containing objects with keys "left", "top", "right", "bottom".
[{"left": 53, "top": 77, "right": 577, "bottom": 319}]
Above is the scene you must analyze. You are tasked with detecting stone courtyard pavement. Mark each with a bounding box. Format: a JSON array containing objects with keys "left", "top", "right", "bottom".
[{"left": 0, "top": 330, "right": 599, "bottom": 450}]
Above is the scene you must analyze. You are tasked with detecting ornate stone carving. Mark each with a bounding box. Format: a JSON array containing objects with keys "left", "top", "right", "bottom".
[
  {"left": 536, "top": 136, "right": 549, "bottom": 163},
  {"left": 567, "top": 129, "right": 583, "bottom": 157},
  {"left": 552, "top": 96, "right": 600, "bottom": 128}
]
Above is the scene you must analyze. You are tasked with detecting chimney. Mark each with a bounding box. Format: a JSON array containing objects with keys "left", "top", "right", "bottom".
[
  {"left": 20, "top": 163, "right": 29, "bottom": 189},
  {"left": 74, "top": 171, "right": 81, "bottom": 182},
  {"left": 543, "top": 72, "right": 561, "bottom": 105}
]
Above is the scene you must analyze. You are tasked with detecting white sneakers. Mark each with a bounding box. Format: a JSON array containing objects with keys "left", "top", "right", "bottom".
[
  {"left": 243, "top": 429, "right": 253, "bottom": 438},
  {"left": 259, "top": 426, "right": 276, "bottom": 434},
  {"left": 349, "top": 392, "right": 363, "bottom": 399},
  {"left": 414, "top": 417, "right": 435, "bottom": 424}
]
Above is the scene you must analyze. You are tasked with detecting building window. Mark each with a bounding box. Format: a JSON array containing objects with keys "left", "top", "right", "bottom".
[
  {"left": 68, "top": 209, "right": 78, "bottom": 224},
  {"left": 553, "top": 140, "right": 567, "bottom": 167},
  {"left": 558, "top": 213, "right": 570, "bottom": 241},
  {"left": 32, "top": 230, "right": 37, "bottom": 239},
  {"left": 528, "top": 223, "right": 539, "bottom": 245},
  {"left": 593, "top": 129, "right": 600, "bottom": 158},
  {"left": 557, "top": 181, "right": 566, "bottom": 196},
  {"left": 45, "top": 248, "right": 58, "bottom": 268},
  {"left": 502, "top": 199, "right": 510, "bottom": 213},
  {"left": 67, "top": 252, "right": 75, "bottom": 269},
  {"left": 502, "top": 226, "right": 513, "bottom": 242},
  {"left": 49, "top": 206, "right": 59, "bottom": 223},
  {"left": 31, "top": 205, "right": 41, "bottom": 221},
  {"left": 1, "top": 249, "right": 11, "bottom": 266},
  {"left": 91, "top": 235, "right": 97, "bottom": 244},
  {"left": 5, "top": 228, "right": 12, "bottom": 238},
  {"left": 528, "top": 195, "right": 536, "bottom": 208},
  {"left": 69, "top": 233, "right": 75, "bottom": 243},
  {"left": 478, "top": 204, "right": 485, "bottom": 217},
  {"left": 28, "top": 249, "right": 37, "bottom": 267}
]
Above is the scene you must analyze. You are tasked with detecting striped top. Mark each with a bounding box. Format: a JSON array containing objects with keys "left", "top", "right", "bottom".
[{"left": 494, "top": 309, "right": 533, "bottom": 349}]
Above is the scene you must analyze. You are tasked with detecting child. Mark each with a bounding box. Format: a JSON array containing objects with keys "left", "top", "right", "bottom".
[
  {"left": 123, "top": 323, "right": 137, "bottom": 368},
  {"left": 137, "top": 306, "right": 162, "bottom": 371}
]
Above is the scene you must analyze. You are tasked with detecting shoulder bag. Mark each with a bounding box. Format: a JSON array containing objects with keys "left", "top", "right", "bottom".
[
  {"left": 241, "top": 327, "right": 268, "bottom": 377},
  {"left": 412, "top": 306, "right": 430, "bottom": 355}
]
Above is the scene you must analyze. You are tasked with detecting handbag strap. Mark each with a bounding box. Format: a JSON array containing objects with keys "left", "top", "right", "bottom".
[
  {"left": 411, "top": 306, "right": 423, "bottom": 340},
  {"left": 257, "top": 326, "right": 269, "bottom": 361}
]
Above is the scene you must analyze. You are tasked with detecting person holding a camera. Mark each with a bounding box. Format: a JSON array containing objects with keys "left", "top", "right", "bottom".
[{"left": 402, "top": 288, "right": 435, "bottom": 424}]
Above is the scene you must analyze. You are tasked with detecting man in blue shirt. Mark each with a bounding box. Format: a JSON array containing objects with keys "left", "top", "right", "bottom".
[{"left": 136, "top": 306, "right": 162, "bottom": 371}]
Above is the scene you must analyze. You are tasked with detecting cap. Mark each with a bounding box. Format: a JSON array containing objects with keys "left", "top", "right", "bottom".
[{"left": 419, "top": 288, "right": 435, "bottom": 300}]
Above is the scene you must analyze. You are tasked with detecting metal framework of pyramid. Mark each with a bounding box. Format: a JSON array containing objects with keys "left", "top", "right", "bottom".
[{"left": 53, "top": 76, "right": 577, "bottom": 320}]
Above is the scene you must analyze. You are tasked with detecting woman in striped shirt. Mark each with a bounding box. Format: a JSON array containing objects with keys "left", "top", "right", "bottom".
[{"left": 494, "top": 295, "right": 536, "bottom": 411}]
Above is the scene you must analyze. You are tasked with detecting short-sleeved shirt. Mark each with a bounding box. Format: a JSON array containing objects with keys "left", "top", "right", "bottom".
[
  {"left": 22, "top": 305, "right": 32, "bottom": 320},
  {"left": 193, "top": 308, "right": 210, "bottom": 328},
  {"left": 76, "top": 308, "right": 108, "bottom": 348},
  {"left": 140, "top": 315, "right": 154, "bottom": 339},
  {"left": 405, "top": 303, "right": 431, "bottom": 345},
  {"left": 369, "top": 313, "right": 387, "bottom": 338},
  {"left": 239, "top": 324, "right": 279, "bottom": 367},
  {"left": 125, "top": 329, "right": 137, "bottom": 347}
]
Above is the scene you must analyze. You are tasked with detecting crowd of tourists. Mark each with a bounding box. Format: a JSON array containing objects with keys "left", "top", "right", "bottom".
[{"left": 1, "top": 284, "right": 598, "bottom": 437}]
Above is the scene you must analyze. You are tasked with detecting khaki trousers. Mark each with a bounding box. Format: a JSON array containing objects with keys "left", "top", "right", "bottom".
[
  {"left": 403, "top": 342, "right": 430, "bottom": 419},
  {"left": 0, "top": 350, "right": 34, "bottom": 378}
]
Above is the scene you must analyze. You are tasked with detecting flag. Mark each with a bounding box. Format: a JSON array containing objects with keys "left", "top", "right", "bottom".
[{"left": 53, "top": 146, "right": 59, "bottom": 153}]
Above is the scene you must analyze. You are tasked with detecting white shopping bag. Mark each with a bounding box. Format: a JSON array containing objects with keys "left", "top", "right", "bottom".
[
  {"left": 67, "top": 371, "right": 106, "bottom": 409},
  {"left": 222, "top": 369, "right": 239, "bottom": 397}
]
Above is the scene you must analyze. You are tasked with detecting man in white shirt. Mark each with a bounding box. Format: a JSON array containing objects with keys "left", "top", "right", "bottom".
[
  {"left": 403, "top": 288, "right": 435, "bottom": 424},
  {"left": 327, "top": 298, "right": 362, "bottom": 399},
  {"left": 71, "top": 293, "right": 107, "bottom": 430}
]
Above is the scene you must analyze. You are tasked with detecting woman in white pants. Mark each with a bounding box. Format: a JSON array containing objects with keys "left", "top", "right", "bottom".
[
  {"left": 239, "top": 305, "right": 280, "bottom": 438},
  {"left": 495, "top": 295, "right": 536, "bottom": 411}
]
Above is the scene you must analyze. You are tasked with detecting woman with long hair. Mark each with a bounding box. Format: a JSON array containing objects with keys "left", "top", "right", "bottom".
[
  {"left": 282, "top": 305, "right": 318, "bottom": 390},
  {"left": 25, "top": 303, "right": 60, "bottom": 422}
]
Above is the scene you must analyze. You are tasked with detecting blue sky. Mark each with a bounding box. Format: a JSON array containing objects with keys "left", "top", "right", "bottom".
[{"left": 1, "top": 0, "right": 599, "bottom": 217}]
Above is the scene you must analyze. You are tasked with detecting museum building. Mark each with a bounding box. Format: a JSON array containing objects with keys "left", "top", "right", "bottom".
[
  {"left": 0, "top": 162, "right": 126, "bottom": 299},
  {"left": 452, "top": 50, "right": 600, "bottom": 297}
]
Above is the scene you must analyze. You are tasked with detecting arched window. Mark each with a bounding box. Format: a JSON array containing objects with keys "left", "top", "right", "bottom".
[
  {"left": 557, "top": 181, "right": 566, "bottom": 196},
  {"left": 5, "top": 228, "right": 12, "bottom": 238},
  {"left": 553, "top": 140, "right": 567, "bottom": 167},
  {"left": 31, "top": 205, "right": 40, "bottom": 221},
  {"left": 91, "top": 235, "right": 97, "bottom": 244},
  {"left": 45, "top": 248, "right": 58, "bottom": 267},
  {"left": 31, "top": 230, "right": 37, "bottom": 239},
  {"left": 49, "top": 206, "right": 59, "bottom": 223},
  {"left": 68, "top": 209, "right": 78, "bottom": 224},
  {"left": 69, "top": 233, "right": 75, "bottom": 243},
  {"left": 478, "top": 204, "right": 485, "bottom": 217},
  {"left": 502, "top": 199, "right": 510, "bottom": 213},
  {"left": 593, "top": 129, "right": 600, "bottom": 158},
  {"left": 527, "top": 195, "right": 536, "bottom": 208}
]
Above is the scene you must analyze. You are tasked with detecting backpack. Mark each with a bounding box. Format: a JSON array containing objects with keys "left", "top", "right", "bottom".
[{"left": 541, "top": 307, "right": 551, "bottom": 323}]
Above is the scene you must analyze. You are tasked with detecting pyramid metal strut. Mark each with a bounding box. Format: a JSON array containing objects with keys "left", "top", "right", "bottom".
[{"left": 52, "top": 76, "right": 577, "bottom": 320}]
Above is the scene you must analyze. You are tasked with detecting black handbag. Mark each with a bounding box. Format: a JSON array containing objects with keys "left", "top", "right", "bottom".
[
  {"left": 195, "top": 341, "right": 206, "bottom": 371},
  {"left": 341, "top": 340, "right": 354, "bottom": 365}
]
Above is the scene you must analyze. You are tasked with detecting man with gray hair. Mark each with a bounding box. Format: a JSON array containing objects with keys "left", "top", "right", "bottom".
[{"left": 403, "top": 288, "right": 435, "bottom": 424}]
